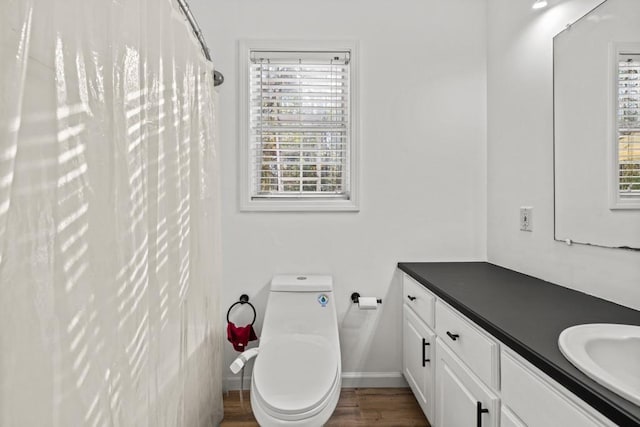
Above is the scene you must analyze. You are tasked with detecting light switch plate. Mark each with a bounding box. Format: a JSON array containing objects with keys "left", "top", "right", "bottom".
[{"left": 520, "top": 207, "right": 533, "bottom": 232}]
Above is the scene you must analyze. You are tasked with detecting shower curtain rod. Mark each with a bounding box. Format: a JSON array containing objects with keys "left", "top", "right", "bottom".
[{"left": 176, "top": 0, "right": 224, "bottom": 87}]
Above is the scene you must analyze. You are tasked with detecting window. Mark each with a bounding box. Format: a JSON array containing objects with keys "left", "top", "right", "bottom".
[
  {"left": 239, "top": 41, "right": 359, "bottom": 211},
  {"left": 611, "top": 45, "right": 640, "bottom": 209}
]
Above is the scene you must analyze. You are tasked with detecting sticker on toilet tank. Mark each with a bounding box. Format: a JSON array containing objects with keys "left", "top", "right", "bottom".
[{"left": 317, "top": 294, "right": 329, "bottom": 307}]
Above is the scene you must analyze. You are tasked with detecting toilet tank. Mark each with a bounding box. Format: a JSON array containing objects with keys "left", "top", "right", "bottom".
[{"left": 260, "top": 275, "right": 339, "bottom": 343}]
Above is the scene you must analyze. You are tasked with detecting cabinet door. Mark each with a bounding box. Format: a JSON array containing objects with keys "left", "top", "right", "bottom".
[
  {"left": 502, "top": 406, "right": 526, "bottom": 427},
  {"left": 501, "top": 349, "right": 613, "bottom": 427},
  {"left": 403, "top": 304, "right": 435, "bottom": 422},
  {"left": 435, "top": 339, "right": 499, "bottom": 427}
]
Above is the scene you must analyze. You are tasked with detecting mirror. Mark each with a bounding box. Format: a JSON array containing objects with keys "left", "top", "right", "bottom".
[{"left": 554, "top": 0, "right": 640, "bottom": 250}]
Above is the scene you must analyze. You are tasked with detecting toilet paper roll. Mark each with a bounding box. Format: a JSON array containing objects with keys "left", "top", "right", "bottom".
[{"left": 358, "top": 297, "right": 378, "bottom": 310}]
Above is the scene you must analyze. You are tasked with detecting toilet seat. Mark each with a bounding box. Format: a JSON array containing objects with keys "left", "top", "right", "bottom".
[{"left": 252, "top": 334, "right": 340, "bottom": 421}]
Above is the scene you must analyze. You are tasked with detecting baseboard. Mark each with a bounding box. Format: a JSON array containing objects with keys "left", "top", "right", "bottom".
[
  {"left": 225, "top": 374, "right": 252, "bottom": 391},
  {"left": 340, "top": 372, "right": 408, "bottom": 388},
  {"left": 225, "top": 372, "right": 407, "bottom": 391}
]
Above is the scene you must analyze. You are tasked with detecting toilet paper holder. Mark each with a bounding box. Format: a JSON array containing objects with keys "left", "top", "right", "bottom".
[{"left": 350, "top": 292, "right": 382, "bottom": 305}]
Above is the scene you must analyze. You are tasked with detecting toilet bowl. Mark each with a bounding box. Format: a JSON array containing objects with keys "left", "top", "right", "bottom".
[{"left": 250, "top": 275, "right": 341, "bottom": 426}]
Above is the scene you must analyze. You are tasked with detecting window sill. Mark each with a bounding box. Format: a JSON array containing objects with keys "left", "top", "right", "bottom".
[
  {"left": 240, "top": 198, "right": 359, "bottom": 212},
  {"left": 609, "top": 200, "right": 640, "bottom": 210}
]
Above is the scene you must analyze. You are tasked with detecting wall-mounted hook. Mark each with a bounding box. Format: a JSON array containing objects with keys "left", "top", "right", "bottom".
[{"left": 214, "top": 70, "right": 224, "bottom": 86}]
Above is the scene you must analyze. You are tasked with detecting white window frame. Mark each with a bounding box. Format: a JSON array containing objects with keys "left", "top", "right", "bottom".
[
  {"left": 609, "top": 42, "right": 640, "bottom": 210},
  {"left": 238, "top": 39, "right": 359, "bottom": 212}
]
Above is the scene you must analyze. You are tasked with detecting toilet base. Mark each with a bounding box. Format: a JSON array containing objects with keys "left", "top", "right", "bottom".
[{"left": 250, "top": 376, "right": 341, "bottom": 426}]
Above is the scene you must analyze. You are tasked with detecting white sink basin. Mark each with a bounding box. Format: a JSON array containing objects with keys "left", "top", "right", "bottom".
[{"left": 558, "top": 324, "right": 640, "bottom": 406}]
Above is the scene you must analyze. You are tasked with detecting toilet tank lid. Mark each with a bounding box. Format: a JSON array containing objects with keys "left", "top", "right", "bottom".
[{"left": 270, "top": 275, "right": 333, "bottom": 292}]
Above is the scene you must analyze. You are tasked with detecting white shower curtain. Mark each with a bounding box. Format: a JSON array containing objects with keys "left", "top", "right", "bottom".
[{"left": 0, "top": 0, "right": 223, "bottom": 425}]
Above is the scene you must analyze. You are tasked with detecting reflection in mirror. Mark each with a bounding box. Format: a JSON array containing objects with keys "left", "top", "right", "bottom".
[
  {"left": 615, "top": 51, "right": 640, "bottom": 207},
  {"left": 554, "top": 0, "right": 640, "bottom": 250}
]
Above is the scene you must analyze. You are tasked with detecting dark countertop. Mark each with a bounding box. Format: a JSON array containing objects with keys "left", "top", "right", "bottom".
[{"left": 397, "top": 262, "right": 640, "bottom": 427}]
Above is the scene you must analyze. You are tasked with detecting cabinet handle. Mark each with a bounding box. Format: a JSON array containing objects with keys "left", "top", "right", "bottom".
[
  {"left": 422, "top": 338, "right": 430, "bottom": 366},
  {"left": 446, "top": 331, "right": 460, "bottom": 341},
  {"left": 476, "top": 402, "right": 489, "bottom": 427},
  {"left": 407, "top": 295, "right": 417, "bottom": 301}
]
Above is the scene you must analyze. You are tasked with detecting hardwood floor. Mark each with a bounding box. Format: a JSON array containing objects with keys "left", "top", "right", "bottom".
[{"left": 221, "top": 388, "right": 430, "bottom": 426}]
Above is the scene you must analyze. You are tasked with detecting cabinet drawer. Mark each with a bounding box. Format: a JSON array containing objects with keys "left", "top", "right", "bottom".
[
  {"left": 403, "top": 274, "right": 435, "bottom": 329},
  {"left": 435, "top": 301, "right": 499, "bottom": 389},
  {"left": 501, "top": 349, "right": 612, "bottom": 427}
]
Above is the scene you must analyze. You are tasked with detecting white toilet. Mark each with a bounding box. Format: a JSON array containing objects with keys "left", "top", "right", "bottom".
[{"left": 250, "top": 275, "right": 341, "bottom": 426}]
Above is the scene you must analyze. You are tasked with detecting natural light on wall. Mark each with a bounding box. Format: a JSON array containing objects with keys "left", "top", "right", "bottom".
[{"left": 532, "top": 0, "right": 548, "bottom": 10}]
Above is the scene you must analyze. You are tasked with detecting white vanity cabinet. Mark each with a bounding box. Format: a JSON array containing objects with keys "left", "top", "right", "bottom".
[
  {"left": 402, "top": 274, "right": 500, "bottom": 426},
  {"left": 402, "top": 276, "right": 436, "bottom": 421},
  {"left": 400, "top": 272, "right": 619, "bottom": 427}
]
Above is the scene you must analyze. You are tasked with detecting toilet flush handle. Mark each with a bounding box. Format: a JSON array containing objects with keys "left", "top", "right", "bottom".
[{"left": 230, "top": 347, "right": 260, "bottom": 374}]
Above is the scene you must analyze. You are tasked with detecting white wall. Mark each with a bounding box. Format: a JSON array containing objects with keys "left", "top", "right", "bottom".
[
  {"left": 487, "top": 0, "right": 640, "bottom": 310},
  {"left": 191, "top": 0, "right": 487, "bottom": 388}
]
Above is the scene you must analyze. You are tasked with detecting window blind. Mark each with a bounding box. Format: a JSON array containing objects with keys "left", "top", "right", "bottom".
[
  {"left": 249, "top": 50, "right": 351, "bottom": 199},
  {"left": 618, "top": 53, "right": 640, "bottom": 199}
]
